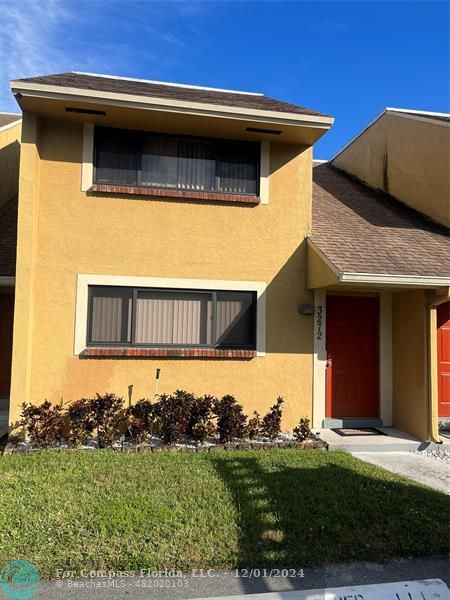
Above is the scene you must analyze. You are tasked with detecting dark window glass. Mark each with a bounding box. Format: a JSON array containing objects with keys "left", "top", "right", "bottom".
[
  {"left": 140, "top": 137, "right": 178, "bottom": 188},
  {"left": 94, "top": 127, "right": 259, "bottom": 195},
  {"left": 215, "top": 291, "right": 255, "bottom": 346},
  {"left": 177, "top": 139, "right": 216, "bottom": 191},
  {"left": 95, "top": 129, "right": 138, "bottom": 185},
  {"left": 218, "top": 143, "right": 258, "bottom": 194},
  {"left": 87, "top": 286, "right": 256, "bottom": 349}
]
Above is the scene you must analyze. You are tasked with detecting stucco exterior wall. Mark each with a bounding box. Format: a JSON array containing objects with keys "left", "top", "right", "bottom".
[
  {"left": 0, "top": 121, "right": 21, "bottom": 209},
  {"left": 10, "top": 115, "right": 314, "bottom": 430},
  {"left": 333, "top": 113, "right": 450, "bottom": 227},
  {"left": 392, "top": 289, "right": 429, "bottom": 440}
]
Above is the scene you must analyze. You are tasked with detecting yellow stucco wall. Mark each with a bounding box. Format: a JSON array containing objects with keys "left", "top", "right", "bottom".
[
  {"left": 306, "top": 244, "right": 339, "bottom": 289},
  {"left": 392, "top": 289, "right": 429, "bottom": 440},
  {"left": 0, "top": 120, "right": 21, "bottom": 208},
  {"left": 333, "top": 112, "right": 450, "bottom": 227},
  {"left": 10, "top": 115, "right": 314, "bottom": 430}
]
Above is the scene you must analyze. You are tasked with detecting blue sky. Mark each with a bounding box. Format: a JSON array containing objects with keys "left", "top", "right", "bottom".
[{"left": 1, "top": 0, "right": 448, "bottom": 158}]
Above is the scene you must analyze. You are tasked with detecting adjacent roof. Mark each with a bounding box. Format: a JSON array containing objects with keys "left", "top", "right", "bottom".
[
  {"left": 12, "top": 72, "right": 330, "bottom": 118},
  {"left": 386, "top": 107, "right": 450, "bottom": 124},
  {"left": 0, "top": 198, "right": 18, "bottom": 277},
  {"left": 0, "top": 113, "right": 21, "bottom": 129},
  {"left": 331, "top": 107, "right": 450, "bottom": 162},
  {"left": 311, "top": 164, "right": 450, "bottom": 279}
]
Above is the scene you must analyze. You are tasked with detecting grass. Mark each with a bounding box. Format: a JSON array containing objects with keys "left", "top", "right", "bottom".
[{"left": 0, "top": 449, "right": 448, "bottom": 579}]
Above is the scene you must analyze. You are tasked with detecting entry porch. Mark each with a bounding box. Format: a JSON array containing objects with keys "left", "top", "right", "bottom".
[{"left": 308, "top": 241, "right": 450, "bottom": 443}]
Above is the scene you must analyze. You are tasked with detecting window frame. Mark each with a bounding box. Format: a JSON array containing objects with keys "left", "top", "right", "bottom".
[
  {"left": 93, "top": 127, "right": 261, "bottom": 197},
  {"left": 86, "top": 285, "right": 257, "bottom": 350}
]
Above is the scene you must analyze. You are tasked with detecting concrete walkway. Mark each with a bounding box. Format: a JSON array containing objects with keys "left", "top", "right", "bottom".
[
  {"left": 352, "top": 451, "right": 449, "bottom": 494},
  {"left": 319, "top": 427, "right": 450, "bottom": 452}
]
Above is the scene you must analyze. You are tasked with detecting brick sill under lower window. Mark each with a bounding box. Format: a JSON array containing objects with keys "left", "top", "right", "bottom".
[
  {"left": 89, "top": 184, "right": 260, "bottom": 205},
  {"left": 81, "top": 347, "right": 257, "bottom": 359}
]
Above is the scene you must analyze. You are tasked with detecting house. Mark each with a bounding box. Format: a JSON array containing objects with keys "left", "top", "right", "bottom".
[
  {"left": 0, "top": 113, "right": 21, "bottom": 434},
  {"left": 6, "top": 72, "right": 333, "bottom": 433},
  {"left": 4, "top": 72, "right": 449, "bottom": 442},
  {"left": 308, "top": 108, "right": 450, "bottom": 441}
]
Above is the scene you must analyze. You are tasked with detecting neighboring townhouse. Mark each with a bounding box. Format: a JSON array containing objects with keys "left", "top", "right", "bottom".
[
  {"left": 5, "top": 72, "right": 449, "bottom": 443},
  {"left": 309, "top": 108, "right": 450, "bottom": 441},
  {"left": 7, "top": 72, "right": 333, "bottom": 431},
  {"left": 0, "top": 113, "right": 21, "bottom": 434}
]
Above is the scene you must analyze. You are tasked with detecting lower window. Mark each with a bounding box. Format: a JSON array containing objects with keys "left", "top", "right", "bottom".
[{"left": 87, "top": 286, "right": 257, "bottom": 349}]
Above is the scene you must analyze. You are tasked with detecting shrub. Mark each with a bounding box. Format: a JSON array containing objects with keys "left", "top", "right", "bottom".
[
  {"left": 293, "top": 417, "right": 313, "bottom": 441},
  {"left": 90, "top": 393, "right": 126, "bottom": 448},
  {"left": 154, "top": 390, "right": 194, "bottom": 444},
  {"left": 261, "top": 397, "right": 284, "bottom": 440},
  {"left": 66, "top": 398, "right": 95, "bottom": 446},
  {"left": 245, "top": 411, "right": 261, "bottom": 440},
  {"left": 126, "top": 399, "right": 156, "bottom": 444},
  {"left": 20, "top": 401, "right": 65, "bottom": 448},
  {"left": 187, "top": 395, "right": 216, "bottom": 444},
  {"left": 214, "top": 395, "right": 247, "bottom": 443}
]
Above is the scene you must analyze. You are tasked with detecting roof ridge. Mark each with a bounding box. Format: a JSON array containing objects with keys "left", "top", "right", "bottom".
[
  {"left": 71, "top": 71, "right": 264, "bottom": 97},
  {"left": 386, "top": 107, "right": 450, "bottom": 118}
]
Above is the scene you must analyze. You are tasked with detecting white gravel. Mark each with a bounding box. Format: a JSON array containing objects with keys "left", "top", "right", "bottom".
[{"left": 413, "top": 448, "right": 450, "bottom": 464}]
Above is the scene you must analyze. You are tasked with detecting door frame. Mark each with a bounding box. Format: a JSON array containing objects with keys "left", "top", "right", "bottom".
[{"left": 312, "top": 290, "right": 393, "bottom": 428}]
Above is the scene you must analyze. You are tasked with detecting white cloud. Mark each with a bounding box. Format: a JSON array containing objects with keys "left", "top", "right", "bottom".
[
  {"left": 0, "top": 0, "right": 75, "bottom": 111},
  {"left": 0, "top": 0, "right": 207, "bottom": 112}
]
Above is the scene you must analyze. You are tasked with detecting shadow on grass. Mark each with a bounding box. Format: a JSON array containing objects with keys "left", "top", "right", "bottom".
[{"left": 210, "top": 452, "right": 449, "bottom": 593}]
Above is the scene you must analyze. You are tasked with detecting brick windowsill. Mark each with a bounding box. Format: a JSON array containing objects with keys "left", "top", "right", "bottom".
[
  {"left": 81, "top": 347, "right": 257, "bottom": 359},
  {"left": 89, "top": 185, "right": 260, "bottom": 205}
]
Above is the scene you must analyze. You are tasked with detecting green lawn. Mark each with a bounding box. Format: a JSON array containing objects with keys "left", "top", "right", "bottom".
[{"left": 0, "top": 449, "right": 448, "bottom": 579}]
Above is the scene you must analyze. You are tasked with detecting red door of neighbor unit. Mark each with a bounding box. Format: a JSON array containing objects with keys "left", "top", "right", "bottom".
[
  {"left": 437, "top": 301, "right": 450, "bottom": 418},
  {"left": 326, "top": 295, "right": 379, "bottom": 418},
  {"left": 0, "top": 293, "right": 14, "bottom": 397}
]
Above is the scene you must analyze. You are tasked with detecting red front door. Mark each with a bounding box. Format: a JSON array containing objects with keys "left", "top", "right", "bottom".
[
  {"left": 0, "top": 293, "right": 14, "bottom": 397},
  {"left": 326, "top": 295, "right": 379, "bottom": 418},
  {"left": 437, "top": 301, "right": 450, "bottom": 418}
]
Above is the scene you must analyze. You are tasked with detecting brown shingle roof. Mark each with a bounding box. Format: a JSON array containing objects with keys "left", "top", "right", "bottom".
[
  {"left": 13, "top": 72, "right": 330, "bottom": 118},
  {"left": 0, "top": 198, "right": 17, "bottom": 277},
  {"left": 0, "top": 114, "right": 21, "bottom": 128},
  {"left": 311, "top": 164, "right": 450, "bottom": 278}
]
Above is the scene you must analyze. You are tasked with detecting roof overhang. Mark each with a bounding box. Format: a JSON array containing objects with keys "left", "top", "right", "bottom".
[
  {"left": 10, "top": 80, "right": 334, "bottom": 145},
  {"left": 307, "top": 238, "right": 450, "bottom": 290}
]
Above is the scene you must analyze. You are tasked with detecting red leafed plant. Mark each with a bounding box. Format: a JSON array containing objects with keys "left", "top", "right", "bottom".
[{"left": 20, "top": 400, "right": 65, "bottom": 448}]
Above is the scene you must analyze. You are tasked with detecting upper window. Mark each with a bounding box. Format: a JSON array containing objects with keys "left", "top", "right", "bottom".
[
  {"left": 94, "top": 127, "right": 260, "bottom": 196},
  {"left": 88, "top": 286, "right": 257, "bottom": 349}
]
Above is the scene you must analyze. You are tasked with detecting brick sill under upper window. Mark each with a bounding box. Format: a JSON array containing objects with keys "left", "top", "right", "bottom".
[
  {"left": 81, "top": 347, "right": 257, "bottom": 359},
  {"left": 89, "top": 184, "right": 260, "bottom": 205}
]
